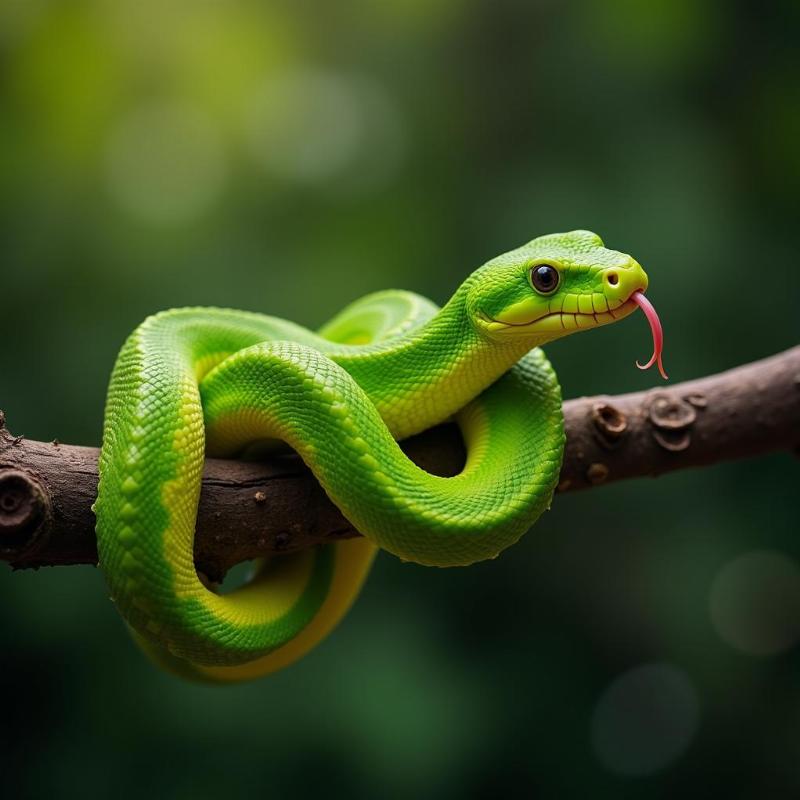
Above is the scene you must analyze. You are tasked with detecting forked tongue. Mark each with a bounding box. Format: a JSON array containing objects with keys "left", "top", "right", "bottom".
[{"left": 630, "top": 291, "right": 668, "bottom": 380}]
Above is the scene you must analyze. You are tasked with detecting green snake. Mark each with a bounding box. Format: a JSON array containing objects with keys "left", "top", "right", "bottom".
[{"left": 94, "top": 230, "right": 664, "bottom": 683}]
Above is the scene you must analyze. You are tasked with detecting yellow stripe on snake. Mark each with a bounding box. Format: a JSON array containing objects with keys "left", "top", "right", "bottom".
[{"left": 94, "top": 230, "right": 663, "bottom": 683}]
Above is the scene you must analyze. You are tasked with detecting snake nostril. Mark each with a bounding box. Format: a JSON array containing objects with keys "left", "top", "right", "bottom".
[{"left": 606, "top": 272, "right": 619, "bottom": 287}]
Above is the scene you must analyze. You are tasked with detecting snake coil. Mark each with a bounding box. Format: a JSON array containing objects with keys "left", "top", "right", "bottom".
[{"left": 95, "top": 230, "right": 652, "bottom": 683}]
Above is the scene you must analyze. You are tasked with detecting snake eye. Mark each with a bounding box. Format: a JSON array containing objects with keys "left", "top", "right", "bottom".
[{"left": 529, "top": 264, "right": 560, "bottom": 295}]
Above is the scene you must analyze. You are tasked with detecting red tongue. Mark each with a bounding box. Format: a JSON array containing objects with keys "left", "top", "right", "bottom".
[{"left": 630, "top": 291, "right": 668, "bottom": 380}]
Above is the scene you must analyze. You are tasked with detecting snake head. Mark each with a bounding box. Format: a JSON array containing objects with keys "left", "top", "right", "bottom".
[{"left": 469, "top": 229, "right": 649, "bottom": 346}]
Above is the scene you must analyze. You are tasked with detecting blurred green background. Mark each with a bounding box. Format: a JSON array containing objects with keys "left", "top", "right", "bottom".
[{"left": 1, "top": 0, "right": 799, "bottom": 797}]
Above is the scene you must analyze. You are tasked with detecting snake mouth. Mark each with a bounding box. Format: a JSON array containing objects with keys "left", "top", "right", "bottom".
[
  {"left": 478, "top": 292, "right": 642, "bottom": 336},
  {"left": 479, "top": 287, "right": 668, "bottom": 381}
]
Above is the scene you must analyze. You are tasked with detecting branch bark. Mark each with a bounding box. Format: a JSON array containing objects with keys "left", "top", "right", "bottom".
[{"left": 2, "top": 346, "right": 798, "bottom": 581}]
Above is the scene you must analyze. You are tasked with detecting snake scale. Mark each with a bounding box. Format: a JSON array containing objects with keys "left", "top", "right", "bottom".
[{"left": 94, "top": 230, "right": 663, "bottom": 683}]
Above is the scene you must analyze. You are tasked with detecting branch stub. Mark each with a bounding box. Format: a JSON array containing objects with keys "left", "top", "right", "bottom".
[{"left": 0, "top": 468, "right": 51, "bottom": 558}]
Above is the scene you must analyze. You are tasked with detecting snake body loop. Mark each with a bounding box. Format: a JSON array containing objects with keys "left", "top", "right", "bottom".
[{"left": 95, "top": 231, "right": 649, "bottom": 683}]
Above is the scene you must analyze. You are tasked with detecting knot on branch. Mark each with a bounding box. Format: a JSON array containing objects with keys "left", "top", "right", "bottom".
[
  {"left": 648, "top": 393, "right": 699, "bottom": 452},
  {"left": 591, "top": 401, "right": 628, "bottom": 448},
  {"left": 0, "top": 468, "right": 51, "bottom": 559},
  {"left": 585, "top": 462, "right": 610, "bottom": 484}
]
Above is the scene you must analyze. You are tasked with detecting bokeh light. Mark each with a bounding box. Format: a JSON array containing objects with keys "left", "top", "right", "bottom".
[
  {"left": 106, "top": 101, "right": 227, "bottom": 224},
  {"left": 591, "top": 662, "right": 700, "bottom": 777},
  {"left": 245, "top": 69, "right": 405, "bottom": 191},
  {"left": 709, "top": 550, "right": 800, "bottom": 656}
]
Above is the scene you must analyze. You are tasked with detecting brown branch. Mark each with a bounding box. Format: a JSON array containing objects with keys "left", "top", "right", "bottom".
[{"left": 2, "top": 346, "right": 798, "bottom": 581}]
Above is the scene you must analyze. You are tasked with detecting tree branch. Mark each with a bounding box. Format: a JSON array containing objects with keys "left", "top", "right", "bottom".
[{"left": 2, "top": 347, "right": 798, "bottom": 581}]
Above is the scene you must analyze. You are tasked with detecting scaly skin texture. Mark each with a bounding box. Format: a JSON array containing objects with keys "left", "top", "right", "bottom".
[{"left": 95, "top": 230, "right": 649, "bottom": 683}]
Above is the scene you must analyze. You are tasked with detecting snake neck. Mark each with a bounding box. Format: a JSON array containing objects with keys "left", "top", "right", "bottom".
[{"left": 331, "top": 282, "right": 533, "bottom": 439}]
